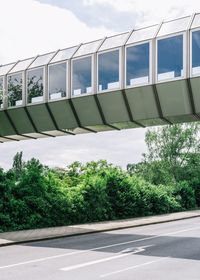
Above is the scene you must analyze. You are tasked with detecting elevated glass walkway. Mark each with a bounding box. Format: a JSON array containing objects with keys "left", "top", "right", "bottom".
[{"left": 1, "top": 14, "right": 200, "bottom": 142}]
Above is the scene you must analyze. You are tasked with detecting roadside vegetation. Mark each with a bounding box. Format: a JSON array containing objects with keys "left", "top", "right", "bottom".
[{"left": 0, "top": 123, "right": 200, "bottom": 232}]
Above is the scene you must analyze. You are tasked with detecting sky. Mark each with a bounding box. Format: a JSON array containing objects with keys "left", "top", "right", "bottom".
[{"left": 0, "top": 0, "right": 200, "bottom": 169}]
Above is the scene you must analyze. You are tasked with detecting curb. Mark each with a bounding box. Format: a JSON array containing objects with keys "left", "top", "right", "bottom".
[{"left": 0, "top": 210, "right": 200, "bottom": 247}]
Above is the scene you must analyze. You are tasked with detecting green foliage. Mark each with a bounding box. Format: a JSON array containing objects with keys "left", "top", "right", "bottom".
[{"left": 0, "top": 146, "right": 199, "bottom": 233}]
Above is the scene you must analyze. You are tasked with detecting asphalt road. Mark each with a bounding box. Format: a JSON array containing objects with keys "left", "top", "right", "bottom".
[{"left": 0, "top": 217, "right": 200, "bottom": 280}]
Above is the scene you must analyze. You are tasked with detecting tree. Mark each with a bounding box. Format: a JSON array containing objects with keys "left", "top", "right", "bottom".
[
  {"left": 143, "top": 123, "right": 200, "bottom": 183},
  {"left": 12, "top": 151, "right": 23, "bottom": 175}
]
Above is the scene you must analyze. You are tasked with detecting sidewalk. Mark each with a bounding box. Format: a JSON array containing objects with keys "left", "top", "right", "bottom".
[{"left": 0, "top": 210, "right": 200, "bottom": 247}]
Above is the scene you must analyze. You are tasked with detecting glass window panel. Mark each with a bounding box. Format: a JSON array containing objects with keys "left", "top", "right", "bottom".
[
  {"left": 157, "top": 16, "right": 190, "bottom": 37},
  {"left": 10, "top": 58, "right": 34, "bottom": 73},
  {"left": 126, "top": 43, "right": 149, "bottom": 86},
  {"left": 7, "top": 73, "right": 23, "bottom": 107},
  {"left": 157, "top": 35, "right": 183, "bottom": 81},
  {"left": 49, "top": 63, "right": 67, "bottom": 100},
  {"left": 74, "top": 40, "right": 102, "bottom": 57},
  {"left": 0, "top": 77, "right": 3, "bottom": 109},
  {"left": 0, "top": 63, "right": 16, "bottom": 76},
  {"left": 98, "top": 50, "right": 120, "bottom": 91},
  {"left": 50, "top": 46, "right": 78, "bottom": 63},
  {"left": 192, "top": 30, "right": 200, "bottom": 76},
  {"left": 27, "top": 68, "right": 44, "bottom": 104},
  {"left": 99, "top": 33, "right": 129, "bottom": 51},
  {"left": 72, "top": 56, "right": 92, "bottom": 96},
  {"left": 29, "top": 52, "right": 55, "bottom": 68},
  {"left": 127, "top": 25, "right": 158, "bottom": 44},
  {"left": 191, "top": 14, "right": 200, "bottom": 29}
]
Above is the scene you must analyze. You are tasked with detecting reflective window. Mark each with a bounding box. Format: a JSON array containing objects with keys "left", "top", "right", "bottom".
[
  {"left": 0, "top": 63, "right": 16, "bottom": 76},
  {"left": 192, "top": 30, "right": 200, "bottom": 76},
  {"left": 72, "top": 56, "right": 92, "bottom": 96},
  {"left": 27, "top": 68, "right": 44, "bottom": 104},
  {"left": 157, "top": 16, "right": 190, "bottom": 37},
  {"left": 50, "top": 46, "right": 78, "bottom": 63},
  {"left": 74, "top": 40, "right": 102, "bottom": 57},
  {"left": 191, "top": 14, "right": 200, "bottom": 29},
  {"left": 157, "top": 35, "right": 183, "bottom": 81},
  {"left": 49, "top": 63, "right": 67, "bottom": 100},
  {"left": 127, "top": 25, "right": 158, "bottom": 44},
  {"left": 9, "top": 58, "right": 34, "bottom": 73},
  {"left": 7, "top": 73, "right": 23, "bottom": 107},
  {"left": 29, "top": 52, "right": 55, "bottom": 68},
  {"left": 98, "top": 50, "right": 120, "bottom": 91},
  {"left": 126, "top": 43, "right": 149, "bottom": 86},
  {"left": 0, "top": 77, "right": 3, "bottom": 109},
  {"left": 99, "top": 33, "right": 129, "bottom": 52}
]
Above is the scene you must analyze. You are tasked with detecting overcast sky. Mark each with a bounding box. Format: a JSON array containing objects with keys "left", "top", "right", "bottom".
[{"left": 0, "top": 0, "right": 200, "bottom": 169}]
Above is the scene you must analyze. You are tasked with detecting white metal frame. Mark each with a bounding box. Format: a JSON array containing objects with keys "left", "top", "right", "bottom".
[
  {"left": 155, "top": 32, "right": 187, "bottom": 83},
  {"left": 0, "top": 76, "right": 4, "bottom": 110},
  {"left": 125, "top": 40, "right": 152, "bottom": 89},
  {"left": 71, "top": 54, "right": 94, "bottom": 98},
  {"left": 190, "top": 27, "right": 200, "bottom": 78},
  {"left": 48, "top": 61, "right": 68, "bottom": 102},
  {"left": 97, "top": 47, "right": 122, "bottom": 94},
  {"left": 26, "top": 66, "right": 46, "bottom": 106}
]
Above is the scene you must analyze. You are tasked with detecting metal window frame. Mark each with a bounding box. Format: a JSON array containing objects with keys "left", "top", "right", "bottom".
[
  {"left": 48, "top": 61, "right": 68, "bottom": 102},
  {"left": 155, "top": 32, "right": 187, "bottom": 84},
  {"left": 125, "top": 40, "right": 152, "bottom": 88},
  {"left": 0, "top": 76, "right": 5, "bottom": 110},
  {"left": 190, "top": 27, "right": 200, "bottom": 78},
  {"left": 97, "top": 47, "right": 122, "bottom": 94},
  {"left": 7, "top": 72, "right": 24, "bottom": 109},
  {"left": 26, "top": 66, "right": 46, "bottom": 106},
  {"left": 71, "top": 54, "right": 94, "bottom": 98}
]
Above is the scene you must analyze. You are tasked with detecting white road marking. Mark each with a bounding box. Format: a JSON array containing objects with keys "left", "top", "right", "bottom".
[
  {"left": 60, "top": 245, "right": 153, "bottom": 272},
  {"left": 100, "top": 257, "right": 169, "bottom": 278},
  {"left": 0, "top": 225, "right": 199, "bottom": 270}
]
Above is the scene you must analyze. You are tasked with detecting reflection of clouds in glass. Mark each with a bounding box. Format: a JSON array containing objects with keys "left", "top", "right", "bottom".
[
  {"left": 49, "top": 63, "right": 66, "bottom": 97},
  {"left": 72, "top": 57, "right": 91, "bottom": 93},
  {"left": 126, "top": 43, "right": 149, "bottom": 83},
  {"left": 192, "top": 31, "right": 200, "bottom": 69},
  {"left": 158, "top": 35, "right": 183, "bottom": 77},
  {"left": 98, "top": 50, "right": 119, "bottom": 90}
]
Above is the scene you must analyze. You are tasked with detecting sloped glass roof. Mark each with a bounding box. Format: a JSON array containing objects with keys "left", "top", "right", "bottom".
[
  {"left": 191, "top": 13, "right": 200, "bottom": 29},
  {"left": 157, "top": 16, "right": 191, "bottom": 37},
  {"left": 9, "top": 57, "right": 34, "bottom": 73},
  {"left": 28, "top": 52, "right": 56, "bottom": 69},
  {"left": 126, "top": 25, "right": 159, "bottom": 45},
  {"left": 0, "top": 62, "right": 16, "bottom": 76},
  {"left": 50, "top": 46, "right": 78, "bottom": 63},
  {"left": 98, "top": 32, "right": 129, "bottom": 52},
  {"left": 73, "top": 39, "right": 102, "bottom": 57}
]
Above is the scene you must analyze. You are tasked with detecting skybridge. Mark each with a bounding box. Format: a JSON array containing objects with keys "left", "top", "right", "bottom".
[{"left": 1, "top": 14, "right": 200, "bottom": 142}]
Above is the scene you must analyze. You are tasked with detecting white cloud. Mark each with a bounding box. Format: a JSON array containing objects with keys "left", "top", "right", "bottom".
[
  {"left": 85, "top": 0, "right": 200, "bottom": 27},
  {"left": 0, "top": 0, "right": 147, "bottom": 170},
  {"left": 0, "top": 0, "right": 112, "bottom": 64}
]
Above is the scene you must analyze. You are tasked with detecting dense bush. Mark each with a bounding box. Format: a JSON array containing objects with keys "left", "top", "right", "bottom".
[{"left": 0, "top": 154, "right": 198, "bottom": 233}]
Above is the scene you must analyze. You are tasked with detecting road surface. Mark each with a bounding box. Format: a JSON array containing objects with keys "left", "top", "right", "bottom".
[{"left": 0, "top": 217, "right": 200, "bottom": 279}]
